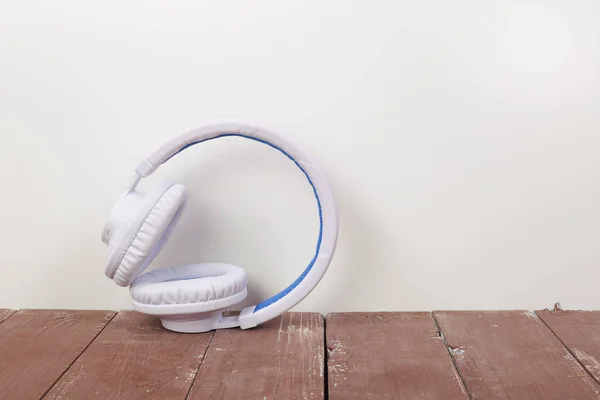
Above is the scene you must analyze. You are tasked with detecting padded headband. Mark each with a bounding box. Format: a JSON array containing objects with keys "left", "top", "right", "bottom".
[{"left": 131, "top": 123, "right": 338, "bottom": 329}]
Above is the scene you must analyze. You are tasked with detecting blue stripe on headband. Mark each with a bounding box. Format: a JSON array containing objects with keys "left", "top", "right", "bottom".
[{"left": 163, "top": 134, "right": 323, "bottom": 313}]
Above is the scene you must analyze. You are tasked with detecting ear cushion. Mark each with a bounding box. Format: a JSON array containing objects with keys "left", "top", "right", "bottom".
[
  {"left": 129, "top": 263, "right": 248, "bottom": 306},
  {"left": 106, "top": 180, "right": 187, "bottom": 286}
]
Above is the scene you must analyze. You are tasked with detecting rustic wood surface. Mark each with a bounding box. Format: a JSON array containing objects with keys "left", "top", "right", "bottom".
[
  {"left": 44, "top": 310, "right": 214, "bottom": 400},
  {"left": 0, "top": 309, "right": 115, "bottom": 400},
  {"left": 327, "top": 312, "right": 468, "bottom": 400},
  {"left": 538, "top": 310, "right": 600, "bottom": 384},
  {"left": 188, "top": 312, "right": 324, "bottom": 400},
  {"left": 1, "top": 309, "right": 600, "bottom": 399},
  {"left": 434, "top": 310, "right": 600, "bottom": 400}
]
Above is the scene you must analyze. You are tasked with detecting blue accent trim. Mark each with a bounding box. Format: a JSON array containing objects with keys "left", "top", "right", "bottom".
[{"left": 163, "top": 134, "right": 323, "bottom": 313}]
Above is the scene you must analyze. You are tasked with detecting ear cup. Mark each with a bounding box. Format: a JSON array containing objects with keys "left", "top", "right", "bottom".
[
  {"left": 129, "top": 263, "right": 248, "bottom": 311},
  {"left": 105, "top": 180, "right": 187, "bottom": 286}
]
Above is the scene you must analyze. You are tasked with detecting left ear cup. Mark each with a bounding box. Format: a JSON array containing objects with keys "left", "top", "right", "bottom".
[
  {"left": 104, "top": 180, "right": 187, "bottom": 286},
  {"left": 129, "top": 263, "right": 248, "bottom": 313}
]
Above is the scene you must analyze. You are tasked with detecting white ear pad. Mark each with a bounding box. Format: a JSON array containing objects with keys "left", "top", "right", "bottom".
[
  {"left": 129, "top": 263, "right": 248, "bottom": 314},
  {"left": 104, "top": 180, "right": 187, "bottom": 286}
]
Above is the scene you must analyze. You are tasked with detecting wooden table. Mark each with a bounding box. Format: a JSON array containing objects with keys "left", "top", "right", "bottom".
[{"left": 1, "top": 309, "right": 599, "bottom": 399}]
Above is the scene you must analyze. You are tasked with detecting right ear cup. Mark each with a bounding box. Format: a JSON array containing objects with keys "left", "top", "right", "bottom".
[
  {"left": 129, "top": 263, "right": 248, "bottom": 313},
  {"left": 104, "top": 180, "right": 187, "bottom": 286}
]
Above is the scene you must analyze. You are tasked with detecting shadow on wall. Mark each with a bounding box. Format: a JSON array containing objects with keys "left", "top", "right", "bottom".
[
  {"left": 316, "top": 172, "right": 389, "bottom": 312},
  {"left": 147, "top": 138, "right": 402, "bottom": 313},
  {"left": 315, "top": 162, "right": 429, "bottom": 313}
]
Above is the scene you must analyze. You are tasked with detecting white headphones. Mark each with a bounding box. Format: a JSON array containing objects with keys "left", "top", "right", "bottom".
[{"left": 101, "top": 123, "right": 338, "bottom": 333}]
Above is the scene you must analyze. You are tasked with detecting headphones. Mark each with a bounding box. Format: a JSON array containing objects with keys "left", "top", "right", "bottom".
[{"left": 101, "top": 123, "right": 338, "bottom": 333}]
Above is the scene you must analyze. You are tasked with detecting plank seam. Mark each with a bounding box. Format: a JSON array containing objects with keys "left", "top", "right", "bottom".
[
  {"left": 536, "top": 311, "right": 600, "bottom": 386},
  {"left": 323, "top": 315, "right": 328, "bottom": 400},
  {"left": 0, "top": 310, "right": 16, "bottom": 326},
  {"left": 39, "top": 310, "right": 118, "bottom": 399},
  {"left": 185, "top": 330, "right": 216, "bottom": 400},
  {"left": 431, "top": 312, "right": 473, "bottom": 400}
]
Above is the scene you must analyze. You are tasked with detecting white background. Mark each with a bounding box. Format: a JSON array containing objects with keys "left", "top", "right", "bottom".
[{"left": 1, "top": 1, "right": 599, "bottom": 313}]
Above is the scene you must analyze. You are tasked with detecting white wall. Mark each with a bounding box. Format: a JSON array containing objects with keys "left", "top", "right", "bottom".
[{"left": 1, "top": 0, "right": 599, "bottom": 313}]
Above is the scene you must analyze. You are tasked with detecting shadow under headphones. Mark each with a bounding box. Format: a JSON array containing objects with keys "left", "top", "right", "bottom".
[{"left": 101, "top": 123, "right": 338, "bottom": 333}]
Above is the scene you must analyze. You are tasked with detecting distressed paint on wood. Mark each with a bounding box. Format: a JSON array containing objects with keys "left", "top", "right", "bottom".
[
  {"left": 538, "top": 310, "right": 600, "bottom": 383},
  {"left": 434, "top": 310, "right": 600, "bottom": 400},
  {"left": 188, "top": 312, "right": 324, "bottom": 400},
  {"left": 327, "top": 312, "right": 468, "bottom": 400},
  {"left": 44, "top": 311, "right": 213, "bottom": 400},
  {"left": 0, "top": 309, "right": 115, "bottom": 400}
]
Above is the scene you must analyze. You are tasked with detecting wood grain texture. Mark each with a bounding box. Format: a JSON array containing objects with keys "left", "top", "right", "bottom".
[
  {"left": 538, "top": 311, "right": 600, "bottom": 383},
  {"left": 0, "top": 309, "right": 14, "bottom": 324},
  {"left": 327, "top": 312, "right": 468, "bottom": 400},
  {"left": 434, "top": 311, "right": 600, "bottom": 400},
  {"left": 0, "top": 309, "right": 115, "bottom": 400},
  {"left": 44, "top": 311, "right": 213, "bottom": 400},
  {"left": 188, "top": 312, "right": 324, "bottom": 400}
]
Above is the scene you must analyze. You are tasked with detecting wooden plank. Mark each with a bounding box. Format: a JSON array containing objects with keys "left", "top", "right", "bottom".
[
  {"left": 434, "top": 311, "right": 600, "bottom": 400},
  {"left": 0, "top": 309, "right": 115, "bottom": 400},
  {"left": 538, "top": 310, "right": 600, "bottom": 383},
  {"left": 44, "top": 310, "right": 213, "bottom": 400},
  {"left": 188, "top": 312, "right": 324, "bottom": 400},
  {"left": 327, "top": 312, "right": 468, "bottom": 400},
  {"left": 0, "top": 309, "right": 14, "bottom": 324}
]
